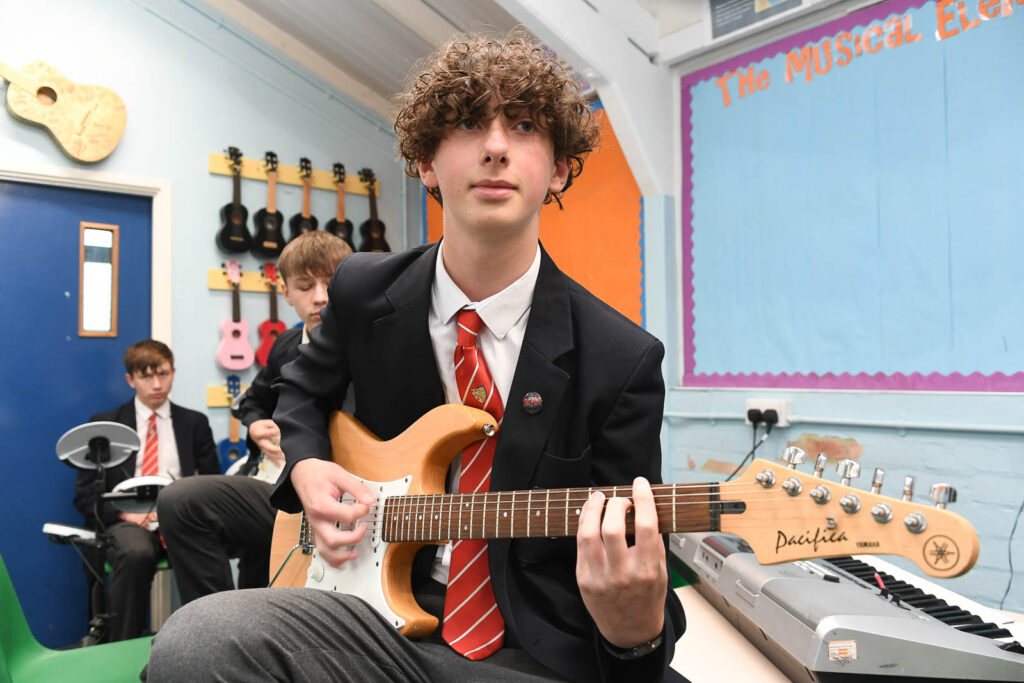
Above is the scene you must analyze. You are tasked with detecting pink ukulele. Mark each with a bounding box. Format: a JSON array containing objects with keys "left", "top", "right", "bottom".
[{"left": 216, "top": 260, "right": 255, "bottom": 370}]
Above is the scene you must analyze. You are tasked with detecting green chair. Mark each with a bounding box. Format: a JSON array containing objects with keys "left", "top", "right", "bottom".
[{"left": 0, "top": 553, "right": 152, "bottom": 683}]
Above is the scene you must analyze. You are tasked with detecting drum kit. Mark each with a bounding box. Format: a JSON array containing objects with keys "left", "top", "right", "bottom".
[{"left": 48, "top": 421, "right": 170, "bottom": 645}]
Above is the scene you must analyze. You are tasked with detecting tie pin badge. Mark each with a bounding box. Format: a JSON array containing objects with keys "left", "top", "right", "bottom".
[{"left": 470, "top": 386, "right": 487, "bottom": 404}]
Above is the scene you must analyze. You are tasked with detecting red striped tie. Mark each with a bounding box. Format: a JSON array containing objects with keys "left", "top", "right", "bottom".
[
  {"left": 141, "top": 412, "right": 159, "bottom": 476},
  {"left": 442, "top": 309, "right": 505, "bottom": 660}
]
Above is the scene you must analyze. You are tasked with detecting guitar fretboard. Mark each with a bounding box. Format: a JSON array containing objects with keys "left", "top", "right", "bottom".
[{"left": 380, "top": 484, "right": 723, "bottom": 543}]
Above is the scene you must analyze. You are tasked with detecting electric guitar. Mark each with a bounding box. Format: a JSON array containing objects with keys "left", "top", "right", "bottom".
[
  {"left": 324, "top": 162, "right": 355, "bottom": 251},
  {"left": 217, "top": 375, "right": 247, "bottom": 472},
  {"left": 0, "top": 59, "right": 126, "bottom": 163},
  {"left": 268, "top": 405, "right": 979, "bottom": 638},
  {"left": 252, "top": 152, "right": 285, "bottom": 257},
  {"left": 255, "top": 262, "right": 286, "bottom": 367},
  {"left": 288, "top": 157, "right": 318, "bottom": 241},
  {"left": 215, "top": 259, "right": 255, "bottom": 370},
  {"left": 358, "top": 168, "right": 390, "bottom": 252},
  {"left": 216, "top": 146, "right": 253, "bottom": 253}
]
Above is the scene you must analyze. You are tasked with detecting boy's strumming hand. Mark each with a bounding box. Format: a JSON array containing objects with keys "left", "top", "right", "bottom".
[
  {"left": 290, "top": 458, "right": 375, "bottom": 567},
  {"left": 248, "top": 419, "right": 285, "bottom": 465},
  {"left": 576, "top": 477, "right": 667, "bottom": 649}
]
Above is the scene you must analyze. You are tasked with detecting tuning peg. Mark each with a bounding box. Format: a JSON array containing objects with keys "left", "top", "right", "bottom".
[
  {"left": 929, "top": 483, "right": 958, "bottom": 509},
  {"left": 870, "top": 468, "right": 885, "bottom": 495},
  {"left": 813, "top": 454, "right": 828, "bottom": 478},
  {"left": 901, "top": 476, "right": 915, "bottom": 501},
  {"left": 782, "top": 446, "right": 806, "bottom": 469},
  {"left": 836, "top": 459, "right": 861, "bottom": 486}
]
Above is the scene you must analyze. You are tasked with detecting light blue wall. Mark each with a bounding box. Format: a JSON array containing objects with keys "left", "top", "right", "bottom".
[{"left": 0, "top": 0, "right": 414, "bottom": 463}]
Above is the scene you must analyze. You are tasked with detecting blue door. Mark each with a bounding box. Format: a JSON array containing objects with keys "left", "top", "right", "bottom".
[{"left": 0, "top": 180, "right": 152, "bottom": 647}]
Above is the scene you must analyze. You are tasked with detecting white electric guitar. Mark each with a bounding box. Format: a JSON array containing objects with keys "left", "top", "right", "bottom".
[{"left": 268, "top": 405, "right": 979, "bottom": 639}]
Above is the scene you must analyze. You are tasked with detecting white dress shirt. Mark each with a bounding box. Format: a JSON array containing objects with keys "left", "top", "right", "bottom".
[
  {"left": 133, "top": 397, "right": 181, "bottom": 480},
  {"left": 427, "top": 242, "right": 541, "bottom": 583}
]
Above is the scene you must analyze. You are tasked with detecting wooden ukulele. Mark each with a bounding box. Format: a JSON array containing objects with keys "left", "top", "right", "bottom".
[
  {"left": 358, "top": 168, "right": 390, "bottom": 252},
  {"left": 215, "top": 259, "right": 255, "bottom": 370},
  {"left": 217, "top": 375, "right": 247, "bottom": 472},
  {"left": 288, "top": 157, "right": 318, "bottom": 241},
  {"left": 252, "top": 152, "right": 285, "bottom": 257},
  {"left": 268, "top": 405, "right": 979, "bottom": 638},
  {"left": 216, "top": 146, "right": 253, "bottom": 253},
  {"left": 324, "top": 162, "right": 355, "bottom": 251},
  {"left": 0, "top": 59, "right": 126, "bottom": 163},
  {"left": 255, "top": 262, "right": 287, "bottom": 367}
]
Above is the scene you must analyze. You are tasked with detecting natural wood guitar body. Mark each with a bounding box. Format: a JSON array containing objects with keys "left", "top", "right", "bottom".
[{"left": 3, "top": 61, "right": 126, "bottom": 163}]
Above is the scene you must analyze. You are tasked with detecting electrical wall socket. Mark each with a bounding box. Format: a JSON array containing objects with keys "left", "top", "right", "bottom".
[{"left": 744, "top": 398, "right": 791, "bottom": 427}]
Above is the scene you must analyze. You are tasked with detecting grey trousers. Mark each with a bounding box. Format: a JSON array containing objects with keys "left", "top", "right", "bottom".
[{"left": 146, "top": 587, "right": 567, "bottom": 682}]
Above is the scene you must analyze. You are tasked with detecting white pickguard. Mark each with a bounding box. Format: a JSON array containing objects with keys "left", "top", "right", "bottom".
[{"left": 303, "top": 475, "right": 412, "bottom": 630}]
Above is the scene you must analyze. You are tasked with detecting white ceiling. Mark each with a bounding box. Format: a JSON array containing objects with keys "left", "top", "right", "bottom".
[{"left": 201, "top": 0, "right": 528, "bottom": 120}]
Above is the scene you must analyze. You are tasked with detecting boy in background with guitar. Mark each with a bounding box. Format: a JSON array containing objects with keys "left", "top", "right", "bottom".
[
  {"left": 149, "top": 32, "right": 685, "bottom": 682},
  {"left": 157, "top": 231, "right": 352, "bottom": 605}
]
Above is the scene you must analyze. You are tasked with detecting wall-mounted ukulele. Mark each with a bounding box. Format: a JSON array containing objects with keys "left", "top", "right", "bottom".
[
  {"left": 255, "top": 262, "right": 287, "bottom": 367},
  {"left": 0, "top": 59, "right": 126, "bottom": 163},
  {"left": 217, "top": 375, "right": 247, "bottom": 472},
  {"left": 358, "top": 168, "right": 390, "bottom": 252},
  {"left": 252, "top": 152, "right": 285, "bottom": 257},
  {"left": 288, "top": 157, "right": 318, "bottom": 242},
  {"left": 216, "top": 146, "right": 253, "bottom": 253},
  {"left": 216, "top": 259, "right": 255, "bottom": 370},
  {"left": 324, "top": 163, "right": 355, "bottom": 251}
]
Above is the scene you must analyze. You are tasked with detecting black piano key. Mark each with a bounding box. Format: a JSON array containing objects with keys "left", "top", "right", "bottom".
[
  {"left": 957, "top": 624, "right": 1014, "bottom": 639},
  {"left": 942, "top": 614, "right": 983, "bottom": 626}
]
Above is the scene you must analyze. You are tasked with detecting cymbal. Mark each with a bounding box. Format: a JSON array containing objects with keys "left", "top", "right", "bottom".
[{"left": 56, "top": 421, "right": 140, "bottom": 470}]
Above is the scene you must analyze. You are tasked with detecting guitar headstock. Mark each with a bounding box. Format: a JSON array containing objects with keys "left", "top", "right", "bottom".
[
  {"left": 299, "top": 157, "right": 312, "bottom": 181},
  {"left": 262, "top": 262, "right": 279, "bottom": 289},
  {"left": 265, "top": 151, "right": 278, "bottom": 175},
  {"left": 227, "top": 146, "right": 242, "bottom": 175},
  {"left": 359, "top": 167, "right": 376, "bottom": 191},
  {"left": 332, "top": 162, "right": 346, "bottom": 185},
  {"left": 226, "top": 374, "right": 241, "bottom": 399},
  {"left": 225, "top": 259, "right": 242, "bottom": 287},
  {"left": 720, "top": 451, "right": 979, "bottom": 578}
]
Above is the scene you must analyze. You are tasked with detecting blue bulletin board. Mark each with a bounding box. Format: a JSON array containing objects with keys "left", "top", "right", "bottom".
[{"left": 680, "top": 0, "right": 1024, "bottom": 391}]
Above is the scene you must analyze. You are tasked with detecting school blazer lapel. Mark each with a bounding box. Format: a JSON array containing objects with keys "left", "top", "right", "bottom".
[
  {"left": 491, "top": 248, "right": 573, "bottom": 493},
  {"left": 374, "top": 244, "right": 446, "bottom": 434}
]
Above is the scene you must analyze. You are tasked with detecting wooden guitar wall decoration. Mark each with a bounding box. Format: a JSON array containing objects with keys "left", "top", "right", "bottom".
[
  {"left": 324, "top": 162, "right": 355, "bottom": 251},
  {"left": 269, "top": 406, "right": 980, "bottom": 638},
  {"left": 288, "top": 157, "right": 318, "bottom": 241},
  {"left": 252, "top": 152, "right": 285, "bottom": 257},
  {"left": 358, "top": 168, "right": 390, "bottom": 252},
  {"left": 216, "top": 146, "right": 253, "bottom": 253},
  {"left": 0, "top": 59, "right": 126, "bottom": 163}
]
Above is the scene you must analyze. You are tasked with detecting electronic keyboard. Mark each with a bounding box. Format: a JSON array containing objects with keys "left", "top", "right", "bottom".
[{"left": 670, "top": 532, "right": 1024, "bottom": 681}]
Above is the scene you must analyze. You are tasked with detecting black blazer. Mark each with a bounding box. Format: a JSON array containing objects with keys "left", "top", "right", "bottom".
[
  {"left": 73, "top": 401, "right": 219, "bottom": 528},
  {"left": 271, "top": 243, "right": 685, "bottom": 682}
]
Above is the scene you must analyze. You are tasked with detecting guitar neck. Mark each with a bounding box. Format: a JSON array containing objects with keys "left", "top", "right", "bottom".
[
  {"left": 229, "top": 414, "right": 240, "bottom": 442},
  {"left": 336, "top": 182, "right": 346, "bottom": 221},
  {"left": 367, "top": 179, "right": 380, "bottom": 224},
  {"left": 232, "top": 170, "right": 242, "bottom": 209},
  {"left": 381, "top": 483, "right": 724, "bottom": 543},
  {"left": 231, "top": 283, "right": 241, "bottom": 323},
  {"left": 269, "top": 284, "right": 279, "bottom": 322},
  {"left": 302, "top": 178, "right": 311, "bottom": 218},
  {"left": 0, "top": 60, "right": 36, "bottom": 92},
  {"left": 267, "top": 173, "right": 278, "bottom": 214}
]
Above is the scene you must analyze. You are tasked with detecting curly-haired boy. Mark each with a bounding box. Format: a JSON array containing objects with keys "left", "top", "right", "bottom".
[{"left": 149, "top": 32, "right": 685, "bottom": 683}]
